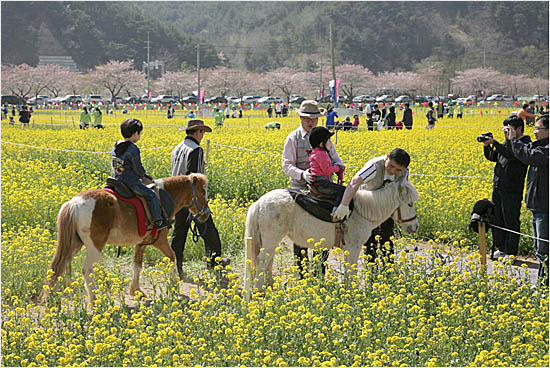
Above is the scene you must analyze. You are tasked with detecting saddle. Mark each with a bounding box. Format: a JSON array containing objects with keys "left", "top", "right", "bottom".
[
  {"left": 286, "top": 188, "right": 354, "bottom": 223},
  {"left": 104, "top": 177, "right": 174, "bottom": 236}
]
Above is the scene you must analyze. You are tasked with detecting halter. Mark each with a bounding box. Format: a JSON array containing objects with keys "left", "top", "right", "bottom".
[
  {"left": 395, "top": 207, "right": 417, "bottom": 223},
  {"left": 185, "top": 181, "right": 211, "bottom": 243}
]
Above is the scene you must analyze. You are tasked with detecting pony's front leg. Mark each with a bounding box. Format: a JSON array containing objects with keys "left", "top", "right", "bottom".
[
  {"left": 82, "top": 243, "right": 102, "bottom": 309},
  {"left": 343, "top": 243, "right": 362, "bottom": 274},
  {"left": 254, "top": 247, "right": 276, "bottom": 292},
  {"left": 129, "top": 244, "right": 147, "bottom": 298}
]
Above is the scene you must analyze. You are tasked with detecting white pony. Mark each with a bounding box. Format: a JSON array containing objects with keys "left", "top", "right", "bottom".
[{"left": 244, "top": 180, "right": 419, "bottom": 292}]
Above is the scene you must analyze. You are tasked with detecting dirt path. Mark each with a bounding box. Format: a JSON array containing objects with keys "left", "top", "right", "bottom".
[{"left": 112, "top": 238, "right": 540, "bottom": 308}]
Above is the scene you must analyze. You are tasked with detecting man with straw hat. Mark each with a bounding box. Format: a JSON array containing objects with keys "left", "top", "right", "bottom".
[
  {"left": 171, "top": 119, "right": 230, "bottom": 280},
  {"left": 283, "top": 100, "right": 344, "bottom": 278}
]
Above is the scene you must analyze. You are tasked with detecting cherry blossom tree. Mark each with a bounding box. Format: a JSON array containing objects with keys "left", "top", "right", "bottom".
[
  {"left": 265, "top": 67, "right": 303, "bottom": 102},
  {"left": 86, "top": 60, "right": 146, "bottom": 101},
  {"left": 155, "top": 70, "right": 196, "bottom": 97},
  {"left": 38, "top": 65, "right": 77, "bottom": 98},
  {"left": 1, "top": 64, "right": 35, "bottom": 99},
  {"left": 450, "top": 68, "right": 505, "bottom": 96},
  {"left": 335, "top": 64, "right": 374, "bottom": 101},
  {"left": 202, "top": 66, "right": 234, "bottom": 98}
]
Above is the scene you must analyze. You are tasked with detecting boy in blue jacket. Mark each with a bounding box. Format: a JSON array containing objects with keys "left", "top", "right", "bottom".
[{"left": 111, "top": 118, "right": 171, "bottom": 230}]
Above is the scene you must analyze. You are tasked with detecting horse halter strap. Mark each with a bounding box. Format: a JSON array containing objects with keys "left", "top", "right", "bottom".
[
  {"left": 185, "top": 181, "right": 210, "bottom": 219},
  {"left": 395, "top": 207, "right": 417, "bottom": 223},
  {"left": 185, "top": 181, "right": 210, "bottom": 243}
]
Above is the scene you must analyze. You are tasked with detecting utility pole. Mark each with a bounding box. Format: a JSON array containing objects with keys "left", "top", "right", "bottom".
[
  {"left": 197, "top": 43, "right": 201, "bottom": 110},
  {"left": 146, "top": 32, "right": 151, "bottom": 104},
  {"left": 319, "top": 58, "right": 323, "bottom": 99},
  {"left": 329, "top": 24, "right": 336, "bottom": 83}
]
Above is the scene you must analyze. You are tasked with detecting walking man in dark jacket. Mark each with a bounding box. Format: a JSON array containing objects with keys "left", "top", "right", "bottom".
[
  {"left": 481, "top": 115, "right": 531, "bottom": 258},
  {"left": 506, "top": 114, "right": 549, "bottom": 286},
  {"left": 171, "top": 119, "right": 229, "bottom": 279}
]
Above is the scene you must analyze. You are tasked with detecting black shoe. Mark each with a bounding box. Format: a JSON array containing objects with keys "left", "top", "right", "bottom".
[{"left": 154, "top": 218, "right": 172, "bottom": 230}]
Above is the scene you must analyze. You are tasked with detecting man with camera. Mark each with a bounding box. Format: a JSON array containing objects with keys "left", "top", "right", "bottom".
[
  {"left": 480, "top": 115, "right": 531, "bottom": 259},
  {"left": 506, "top": 114, "right": 549, "bottom": 286}
]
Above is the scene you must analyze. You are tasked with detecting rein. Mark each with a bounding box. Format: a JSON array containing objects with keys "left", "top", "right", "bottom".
[
  {"left": 185, "top": 181, "right": 210, "bottom": 243},
  {"left": 395, "top": 207, "right": 417, "bottom": 223}
]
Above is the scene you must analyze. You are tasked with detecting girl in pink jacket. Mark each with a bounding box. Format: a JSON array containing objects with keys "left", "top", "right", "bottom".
[{"left": 308, "top": 127, "right": 346, "bottom": 215}]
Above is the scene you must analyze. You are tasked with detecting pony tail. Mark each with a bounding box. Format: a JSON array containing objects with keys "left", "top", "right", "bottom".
[
  {"left": 244, "top": 201, "right": 262, "bottom": 294},
  {"left": 32, "top": 201, "right": 82, "bottom": 303}
]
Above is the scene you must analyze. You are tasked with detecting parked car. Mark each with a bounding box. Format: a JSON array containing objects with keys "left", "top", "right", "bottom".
[
  {"left": 58, "top": 95, "right": 82, "bottom": 103},
  {"left": 84, "top": 94, "right": 108, "bottom": 104},
  {"left": 289, "top": 95, "right": 306, "bottom": 104},
  {"left": 1, "top": 95, "right": 24, "bottom": 105},
  {"left": 375, "top": 94, "right": 394, "bottom": 103},
  {"left": 225, "top": 96, "right": 241, "bottom": 104},
  {"left": 204, "top": 96, "right": 227, "bottom": 104},
  {"left": 122, "top": 96, "right": 142, "bottom": 104},
  {"left": 258, "top": 96, "right": 284, "bottom": 104},
  {"left": 181, "top": 95, "right": 199, "bottom": 104},
  {"left": 27, "top": 95, "right": 50, "bottom": 105},
  {"left": 352, "top": 95, "right": 375, "bottom": 103},
  {"left": 486, "top": 94, "right": 512, "bottom": 102},
  {"left": 150, "top": 95, "right": 177, "bottom": 104},
  {"left": 394, "top": 95, "right": 411, "bottom": 103},
  {"left": 315, "top": 95, "right": 333, "bottom": 103},
  {"left": 242, "top": 95, "right": 262, "bottom": 104}
]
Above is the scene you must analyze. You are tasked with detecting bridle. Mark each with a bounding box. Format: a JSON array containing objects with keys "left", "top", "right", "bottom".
[
  {"left": 395, "top": 206, "right": 417, "bottom": 223},
  {"left": 185, "top": 182, "right": 211, "bottom": 243}
]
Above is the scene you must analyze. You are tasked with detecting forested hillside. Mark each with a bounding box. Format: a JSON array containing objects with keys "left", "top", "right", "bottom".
[
  {"left": 2, "top": 1, "right": 548, "bottom": 79},
  {"left": 138, "top": 1, "right": 549, "bottom": 78},
  {"left": 1, "top": 1, "right": 219, "bottom": 71}
]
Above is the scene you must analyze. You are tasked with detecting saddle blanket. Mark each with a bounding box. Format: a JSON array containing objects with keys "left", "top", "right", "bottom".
[
  {"left": 103, "top": 187, "right": 157, "bottom": 237},
  {"left": 286, "top": 188, "right": 354, "bottom": 223}
]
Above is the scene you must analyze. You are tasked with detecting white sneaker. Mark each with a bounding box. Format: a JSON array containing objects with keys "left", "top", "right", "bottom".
[{"left": 493, "top": 250, "right": 509, "bottom": 259}]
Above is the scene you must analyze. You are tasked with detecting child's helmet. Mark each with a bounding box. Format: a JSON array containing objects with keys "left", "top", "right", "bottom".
[{"left": 309, "top": 126, "right": 335, "bottom": 149}]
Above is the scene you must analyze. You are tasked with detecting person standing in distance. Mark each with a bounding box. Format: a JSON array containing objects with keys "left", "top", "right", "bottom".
[
  {"left": 402, "top": 102, "right": 413, "bottom": 130},
  {"left": 171, "top": 119, "right": 229, "bottom": 279},
  {"left": 282, "top": 100, "right": 344, "bottom": 277}
]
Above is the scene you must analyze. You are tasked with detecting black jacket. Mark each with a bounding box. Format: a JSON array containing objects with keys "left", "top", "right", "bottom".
[
  {"left": 484, "top": 135, "right": 531, "bottom": 193},
  {"left": 510, "top": 137, "right": 549, "bottom": 212},
  {"left": 402, "top": 108, "right": 413, "bottom": 128}
]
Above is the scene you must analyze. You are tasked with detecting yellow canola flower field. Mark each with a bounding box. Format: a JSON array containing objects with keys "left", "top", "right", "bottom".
[{"left": 1, "top": 108, "right": 548, "bottom": 367}]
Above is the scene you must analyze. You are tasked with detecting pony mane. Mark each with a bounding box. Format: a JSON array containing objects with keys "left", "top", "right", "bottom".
[
  {"left": 163, "top": 173, "right": 208, "bottom": 188},
  {"left": 353, "top": 182, "right": 399, "bottom": 222}
]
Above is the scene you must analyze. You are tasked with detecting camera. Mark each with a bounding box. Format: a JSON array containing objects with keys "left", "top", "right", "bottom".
[{"left": 477, "top": 132, "right": 493, "bottom": 142}]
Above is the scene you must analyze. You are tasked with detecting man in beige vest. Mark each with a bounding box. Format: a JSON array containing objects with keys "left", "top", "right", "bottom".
[
  {"left": 333, "top": 148, "right": 411, "bottom": 262},
  {"left": 283, "top": 100, "right": 344, "bottom": 277}
]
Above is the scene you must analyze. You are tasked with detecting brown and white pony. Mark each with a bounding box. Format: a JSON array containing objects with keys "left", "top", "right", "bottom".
[{"left": 32, "top": 173, "right": 210, "bottom": 306}]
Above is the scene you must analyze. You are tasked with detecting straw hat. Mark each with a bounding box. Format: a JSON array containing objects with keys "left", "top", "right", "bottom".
[
  {"left": 297, "top": 100, "right": 326, "bottom": 118},
  {"left": 180, "top": 118, "right": 212, "bottom": 132}
]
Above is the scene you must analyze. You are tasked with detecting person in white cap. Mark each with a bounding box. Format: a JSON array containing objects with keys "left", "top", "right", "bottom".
[{"left": 282, "top": 100, "right": 344, "bottom": 277}]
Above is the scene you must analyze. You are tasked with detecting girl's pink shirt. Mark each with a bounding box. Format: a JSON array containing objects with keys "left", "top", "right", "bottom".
[{"left": 309, "top": 147, "right": 341, "bottom": 178}]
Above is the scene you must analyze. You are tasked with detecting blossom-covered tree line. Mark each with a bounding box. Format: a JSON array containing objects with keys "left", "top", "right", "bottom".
[{"left": 2, "top": 60, "right": 548, "bottom": 103}]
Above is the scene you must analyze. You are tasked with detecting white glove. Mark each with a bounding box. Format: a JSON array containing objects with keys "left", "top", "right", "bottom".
[
  {"left": 332, "top": 204, "right": 350, "bottom": 221},
  {"left": 302, "top": 170, "right": 314, "bottom": 184}
]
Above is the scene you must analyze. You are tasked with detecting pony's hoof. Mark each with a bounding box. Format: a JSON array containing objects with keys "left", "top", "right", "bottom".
[
  {"left": 31, "top": 292, "right": 45, "bottom": 305},
  {"left": 129, "top": 287, "right": 147, "bottom": 299}
]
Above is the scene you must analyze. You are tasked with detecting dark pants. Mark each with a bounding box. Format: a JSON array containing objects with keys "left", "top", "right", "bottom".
[
  {"left": 491, "top": 189, "right": 522, "bottom": 256},
  {"left": 532, "top": 211, "right": 549, "bottom": 286},
  {"left": 364, "top": 217, "right": 395, "bottom": 263},
  {"left": 293, "top": 244, "right": 329, "bottom": 278},
  {"left": 170, "top": 207, "right": 222, "bottom": 272},
  {"left": 311, "top": 176, "right": 345, "bottom": 205}
]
